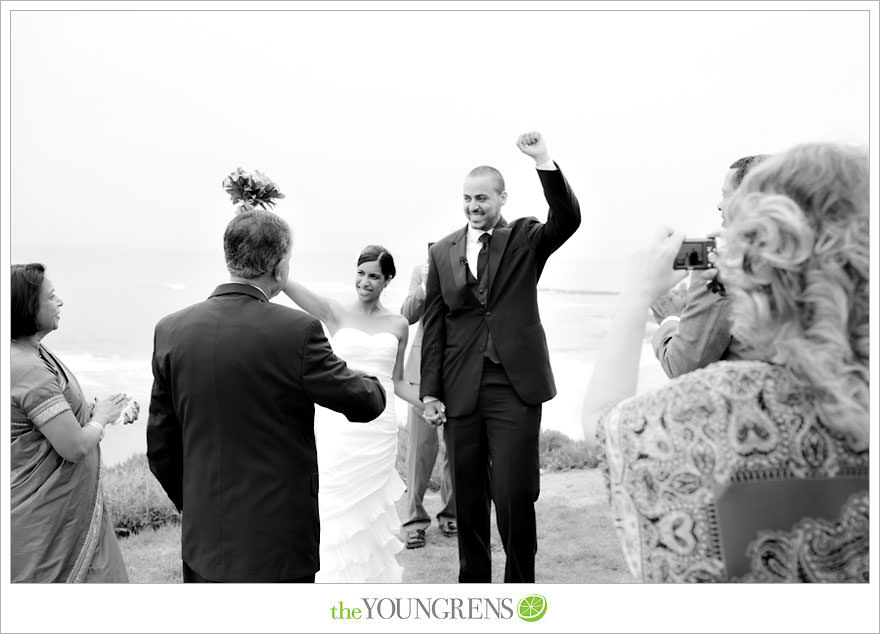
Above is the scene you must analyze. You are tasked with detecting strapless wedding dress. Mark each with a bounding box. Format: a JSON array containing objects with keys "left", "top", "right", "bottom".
[{"left": 314, "top": 327, "right": 405, "bottom": 583}]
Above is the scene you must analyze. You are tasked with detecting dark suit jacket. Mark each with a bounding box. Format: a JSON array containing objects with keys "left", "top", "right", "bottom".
[
  {"left": 420, "top": 165, "right": 580, "bottom": 417},
  {"left": 146, "top": 283, "right": 386, "bottom": 582}
]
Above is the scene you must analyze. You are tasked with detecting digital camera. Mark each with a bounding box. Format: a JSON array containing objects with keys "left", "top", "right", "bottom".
[{"left": 673, "top": 238, "right": 716, "bottom": 270}]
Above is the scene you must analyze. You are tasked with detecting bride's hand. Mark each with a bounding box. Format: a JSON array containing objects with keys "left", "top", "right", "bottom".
[{"left": 422, "top": 401, "right": 446, "bottom": 427}]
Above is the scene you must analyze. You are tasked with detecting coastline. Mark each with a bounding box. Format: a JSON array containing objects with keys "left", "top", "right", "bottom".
[{"left": 16, "top": 243, "right": 664, "bottom": 467}]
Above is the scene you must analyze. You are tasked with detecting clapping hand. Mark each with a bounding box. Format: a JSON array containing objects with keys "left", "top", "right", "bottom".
[
  {"left": 93, "top": 394, "right": 140, "bottom": 426},
  {"left": 116, "top": 399, "right": 140, "bottom": 425},
  {"left": 90, "top": 394, "right": 128, "bottom": 426},
  {"left": 516, "top": 131, "right": 551, "bottom": 165}
]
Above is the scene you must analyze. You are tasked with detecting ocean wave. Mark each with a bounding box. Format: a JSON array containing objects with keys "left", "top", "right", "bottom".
[
  {"left": 50, "top": 351, "right": 153, "bottom": 397},
  {"left": 54, "top": 351, "right": 146, "bottom": 373},
  {"left": 540, "top": 287, "right": 620, "bottom": 296}
]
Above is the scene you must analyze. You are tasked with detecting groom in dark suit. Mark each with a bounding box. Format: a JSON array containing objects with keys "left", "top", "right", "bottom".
[
  {"left": 420, "top": 131, "right": 581, "bottom": 582},
  {"left": 147, "top": 208, "right": 386, "bottom": 583}
]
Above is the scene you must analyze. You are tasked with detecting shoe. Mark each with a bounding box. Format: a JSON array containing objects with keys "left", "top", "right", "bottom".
[
  {"left": 405, "top": 528, "right": 426, "bottom": 549},
  {"left": 439, "top": 519, "right": 457, "bottom": 537}
]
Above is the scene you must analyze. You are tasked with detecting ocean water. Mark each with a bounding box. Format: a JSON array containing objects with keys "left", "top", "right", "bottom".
[{"left": 11, "top": 245, "right": 667, "bottom": 466}]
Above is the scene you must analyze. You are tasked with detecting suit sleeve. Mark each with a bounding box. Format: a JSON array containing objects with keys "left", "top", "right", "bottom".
[
  {"left": 400, "top": 265, "right": 425, "bottom": 325},
  {"left": 528, "top": 163, "right": 582, "bottom": 262},
  {"left": 301, "top": 320, "right": 387, "bottom": 422},
  {"left": 419, "top": 248, "right": 445, "bottom": 401},
  {"left": 146, "top": 326, "right": 184, "bottom": 512},
  {"left": 651, "top": 277, "right": 734, "bottom": 378}
]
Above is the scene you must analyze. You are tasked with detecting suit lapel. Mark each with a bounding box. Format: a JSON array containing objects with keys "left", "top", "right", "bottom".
[
  {"left": 447, "top": 228, "right": 468, "bottom": 293},
  {"left": 487, "top": 218, "right": 511, "bottom": 299}
]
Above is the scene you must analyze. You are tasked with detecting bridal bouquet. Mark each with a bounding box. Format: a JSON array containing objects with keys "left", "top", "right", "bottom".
[{"left": 223, "top": 168, "right": 286, "bottom": 212}]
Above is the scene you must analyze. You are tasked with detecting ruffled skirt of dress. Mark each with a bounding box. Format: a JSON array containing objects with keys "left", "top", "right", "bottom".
[{"left": 314, "top": 401, "right": 405, "bottom": 583}]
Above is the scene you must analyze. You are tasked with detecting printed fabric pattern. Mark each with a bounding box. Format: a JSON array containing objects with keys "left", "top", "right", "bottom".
[{"left": 598, "top": 361, "right": 869, "bottom": 583}]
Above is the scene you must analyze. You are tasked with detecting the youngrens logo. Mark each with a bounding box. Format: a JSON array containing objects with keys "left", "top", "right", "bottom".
[
  {"left": 330, "top": 598, "right": 513, "bottom": 621},
  {"left": 517, "top": 594, "right": 547, "bottom": 622},
  {"left": 329, "top": 595, "right": 547, "bottom": 622}
]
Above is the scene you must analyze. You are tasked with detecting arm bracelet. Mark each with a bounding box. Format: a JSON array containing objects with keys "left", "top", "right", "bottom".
[{"left": 86, "top": 420, "right": 105, "bottom": 440}]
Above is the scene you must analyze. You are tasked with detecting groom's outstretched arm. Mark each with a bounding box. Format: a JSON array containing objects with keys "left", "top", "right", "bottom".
[
  {"left": 301, "top": 319, "right": 387, "bottom": 422},
  {"left": 146, "top": 327, "right": 183, "bottom": 512},
  {"left": 516, "top": 131, "right": 581, "bottom": 262}
]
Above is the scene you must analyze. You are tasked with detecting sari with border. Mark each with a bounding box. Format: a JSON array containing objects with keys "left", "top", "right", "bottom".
[{"left": 10, "top": 342, "right": 128, "bottom": 583}]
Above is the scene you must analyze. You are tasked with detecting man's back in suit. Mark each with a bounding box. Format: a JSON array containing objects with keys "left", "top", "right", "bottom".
[{"left": 148, "top": 283, "right": 386, "bottom": 582}]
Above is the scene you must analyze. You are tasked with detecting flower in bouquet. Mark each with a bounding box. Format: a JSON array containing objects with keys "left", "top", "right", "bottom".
[{"left": 223, "top": 168, "right": 286, "bottom": 212}]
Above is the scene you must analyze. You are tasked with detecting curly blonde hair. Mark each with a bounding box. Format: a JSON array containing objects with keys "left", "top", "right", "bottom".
[{"left": 719, "top": 142, "right": 869, "bottom": 450}]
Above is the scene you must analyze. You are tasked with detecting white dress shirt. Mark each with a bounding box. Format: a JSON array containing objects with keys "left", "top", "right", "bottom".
[{"left": 465, "top": 226, "right": 494, "bottom": 279}]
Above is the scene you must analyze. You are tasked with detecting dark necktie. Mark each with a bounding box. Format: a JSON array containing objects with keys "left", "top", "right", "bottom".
[
  {"left": 477, "top": 232, "right": 500, "bottom": 363},
  {"left": 477, "top": 232, "right": 490, "bottom": 282}
]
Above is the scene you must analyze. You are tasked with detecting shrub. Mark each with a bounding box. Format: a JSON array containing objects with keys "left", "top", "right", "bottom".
[
  {"left": 539, "top": 429, "right": 600, "bottom": 471},
  {"left": 104, "top": 429, "right": 594, "bottom": 539},
  {"left": 103, "top": 454, "right": 180, "bottom": 538},
  {"left": 397, "top": 425, "right": 599, "bottom": 484}
]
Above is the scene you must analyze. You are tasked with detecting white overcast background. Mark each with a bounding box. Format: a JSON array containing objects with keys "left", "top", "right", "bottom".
[
  {"left": 7, "top": 6, "right": 871, "bottom": 265},
  {"left": 2, "top": 2, "right": 878, "bottom": 634}
]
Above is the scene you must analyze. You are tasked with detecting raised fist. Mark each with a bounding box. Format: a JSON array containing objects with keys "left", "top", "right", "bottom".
[{"left": 516, "top": 131, "right": 550, "bottom": 164}]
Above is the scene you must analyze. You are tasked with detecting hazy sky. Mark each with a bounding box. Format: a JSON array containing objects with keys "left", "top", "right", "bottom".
[
  {"left": 8, "top": 5, "right": 870, "bottom": 272},
  {"left": 2, "top": 3, "right": 878, "bottom": 633}
]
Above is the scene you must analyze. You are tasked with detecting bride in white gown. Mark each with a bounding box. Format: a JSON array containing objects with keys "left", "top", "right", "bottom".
[{"left": 283, "top": 245, "right": 422, "bottom": 583}]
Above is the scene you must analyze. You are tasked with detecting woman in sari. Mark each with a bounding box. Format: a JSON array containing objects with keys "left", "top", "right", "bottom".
[
  {"left": 11, "top": 263, "right": 132, "bottom": 582},
  {"left": 583, "top": 143, "right": 869, "bottom": 582}
]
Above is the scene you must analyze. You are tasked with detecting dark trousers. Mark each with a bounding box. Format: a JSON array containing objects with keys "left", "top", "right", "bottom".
[
  {"left": 444, "top": 360, "right": 541, "bottom": 583},
  {"left": 182, "top": 560, "right": 315, "bottom": 583}
]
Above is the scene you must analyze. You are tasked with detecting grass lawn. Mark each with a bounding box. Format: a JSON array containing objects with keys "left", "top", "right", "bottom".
[{"left": 119, "top": 468, "right": 632, "bottom": 584}]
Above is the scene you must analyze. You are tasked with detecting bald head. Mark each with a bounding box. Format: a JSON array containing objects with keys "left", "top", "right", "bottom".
[{"left": 466, "top": 165, "right": 506, "bottom": 194}]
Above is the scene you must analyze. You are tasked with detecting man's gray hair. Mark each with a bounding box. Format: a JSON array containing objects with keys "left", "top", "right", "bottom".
[{"left": 223, "top": 210, "right": 291, "bottom": 279}]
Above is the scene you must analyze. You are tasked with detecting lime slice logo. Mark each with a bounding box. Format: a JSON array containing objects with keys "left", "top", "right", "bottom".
[{"left": 517, "top": 594, "right": 547, "bottom": 622}]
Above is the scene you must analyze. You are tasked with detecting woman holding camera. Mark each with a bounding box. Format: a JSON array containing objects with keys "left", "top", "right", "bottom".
[
  {"left": 10, "top": 263, "right": 133, "bottom": 582},
  {"left": 583, "top": 143, "right": 869, "bottom": 582}
]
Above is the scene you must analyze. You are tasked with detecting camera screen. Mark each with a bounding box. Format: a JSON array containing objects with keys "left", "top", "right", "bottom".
[{"left": 673, "top": 239, "right": 715, "bottom": 270}]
